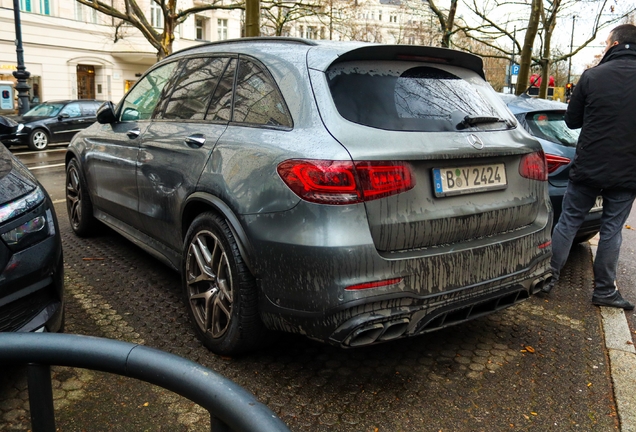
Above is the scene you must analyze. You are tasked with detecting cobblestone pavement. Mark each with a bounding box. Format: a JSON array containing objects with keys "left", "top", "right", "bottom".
[{"left": 0, "top": 203, "right": 619, "bottom": 431}]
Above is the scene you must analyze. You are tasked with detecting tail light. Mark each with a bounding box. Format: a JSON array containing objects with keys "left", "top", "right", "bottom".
[
  {"left": 544, "top": 153, "right": 571, "bottom": 173},
  {"left": 277, "top": 159, "right": 415, "bottom": 205},
  {"left": 519, "top": 151, "right": 548, "bottom": 181}
]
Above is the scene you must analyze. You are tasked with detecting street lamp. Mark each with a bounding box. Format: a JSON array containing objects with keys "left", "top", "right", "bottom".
[
  {"left": 12, "top": 0, "right": 30, "bottom": 115},
  {"left": 567, "top": 15, "right": 576, "bottom": 86}
]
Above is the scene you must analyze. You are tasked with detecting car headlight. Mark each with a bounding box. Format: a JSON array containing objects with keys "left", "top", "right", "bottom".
[
  {"left": 16, "top": 123, "right": 24, "bottom": 133},
  {"left": 0, "top": 187, "right": 45, "bottom": 224},
  {"left": 1, "top": 214, "right": 46, "bottom": 245}
]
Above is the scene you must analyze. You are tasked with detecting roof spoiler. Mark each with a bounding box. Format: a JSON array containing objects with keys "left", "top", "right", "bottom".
[{"left": 329, "top": 45, "right": 485, "bottom": 79}]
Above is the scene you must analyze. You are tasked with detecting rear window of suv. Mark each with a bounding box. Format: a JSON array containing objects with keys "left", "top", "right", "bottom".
[{"left": 327, "top": 61, "right": 510, "bottom": 132}]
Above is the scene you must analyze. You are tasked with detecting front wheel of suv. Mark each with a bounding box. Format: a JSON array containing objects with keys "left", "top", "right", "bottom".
[
  {"left": 66, "top": 158, "right": 96, "bottom": 236},
  {"left": 182, "top": 212, "right": 266, "bottom": 356},
  {"left": 28, "top": 129, "right": 49, "bottom": 151}
]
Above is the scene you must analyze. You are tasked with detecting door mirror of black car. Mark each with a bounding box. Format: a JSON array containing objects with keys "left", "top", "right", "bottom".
[
  {"left": 58, "top": 113, "right": 70, "bottom": 120},
  {"left": 121, "top": 107, "right": 140, "bottom": 122},
  {"left": 96, "top": 101, "right": 117, "bottom": 124}
]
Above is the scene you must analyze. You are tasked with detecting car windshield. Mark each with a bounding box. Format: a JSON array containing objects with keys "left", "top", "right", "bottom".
[
  {"left": 525, "top": 111, "right": 579, "bottom": 147},
  {"left": 24, "top": 103, "right": 64, "bottom": 117},
  {"left": 327, "top": 62, "right": 510, "bottom": 132}
]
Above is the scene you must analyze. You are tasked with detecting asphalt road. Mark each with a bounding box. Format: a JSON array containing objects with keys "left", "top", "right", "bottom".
[{"left": 3, "top": 144, "right": 626, "bottom": 431}]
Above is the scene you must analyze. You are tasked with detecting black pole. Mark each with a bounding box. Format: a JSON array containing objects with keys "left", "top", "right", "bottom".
[
  {"left": 567, "top": 16, "right": 576, "bottom": 85},
  {"left": 27, "top": 364, "right": 56, "bottom": 432},
  {"left": 12, "top": 0, "right": 30, "bottom": 115}
]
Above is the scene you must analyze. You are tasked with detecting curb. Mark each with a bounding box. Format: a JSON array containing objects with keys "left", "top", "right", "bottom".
[{"left": 590, "top": 237, "right": 636, "bottom": 432}]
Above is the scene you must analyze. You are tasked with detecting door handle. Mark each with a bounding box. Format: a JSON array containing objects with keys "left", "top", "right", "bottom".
[
  {"left": 127, "top": 128, "right": 141, "bottom": 139},
  {"left": 185, "top": 134, "right": 206, "bottom": 148}
]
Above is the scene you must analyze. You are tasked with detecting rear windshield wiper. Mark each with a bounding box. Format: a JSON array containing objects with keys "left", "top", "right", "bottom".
[{"left": 456, "top": 115, "right": 512, "bottom": 130}]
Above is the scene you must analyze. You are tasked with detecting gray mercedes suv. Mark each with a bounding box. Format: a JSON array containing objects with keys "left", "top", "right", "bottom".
[{"left": 65, "top": 38, "right": 553, "bottom": 355}]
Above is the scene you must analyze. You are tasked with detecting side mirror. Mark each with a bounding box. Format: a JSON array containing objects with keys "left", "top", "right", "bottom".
[
  {"left": 58, "top": 113, "right": 70, "bottom": 120},
  {"left": 96, "top": 101, "right": 117, "bottom": 124}
]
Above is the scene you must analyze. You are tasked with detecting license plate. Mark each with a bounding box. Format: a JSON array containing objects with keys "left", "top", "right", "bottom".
[
  {"left": 433, "top": 164, "right": 507, "bottom": 197},
  {"left": 591, "top": 196, "right": 603, "bottom": 212}
]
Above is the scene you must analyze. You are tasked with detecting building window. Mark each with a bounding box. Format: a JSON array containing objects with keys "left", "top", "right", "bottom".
[
  {"left": 20, "top": 0, "right": 32, "bottom": 12},
  {"left": 75, "top": 2, "right": 97, "bottom": 22},
  {"left": 389, "top": 14, "right": 397, "bottom": 23},
  {"left": 150, "top": 2, "right": 163, "bottom": 28},
  {"left": 378, "top": 10, "right": 382, "bottom": 21},
  {"left": 217, "top": 19, "right": 228, "bottom": 40},
  {"left": 39, "top": 0, "right": 50, "bottom": 15},
  {"left": 196, "top": 17, "right": 207, "bottom": 40}
]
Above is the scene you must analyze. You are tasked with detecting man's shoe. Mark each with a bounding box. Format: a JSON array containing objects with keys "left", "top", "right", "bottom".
[
  {"left": 592, "top": 291, "right": 635, "bottom": 310},
  {"left": 540, "top": 278, "right": 556, "bottom": 294}
]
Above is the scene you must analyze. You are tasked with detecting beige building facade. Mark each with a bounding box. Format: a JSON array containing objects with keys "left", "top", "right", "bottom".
[{"left": 0, "top": 0, "right": 242, "bottom": 109}]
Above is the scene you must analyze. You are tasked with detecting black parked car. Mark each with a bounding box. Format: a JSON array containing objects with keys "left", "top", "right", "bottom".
[
  {"left": 0, "top": 143, "right": 64, "bottom": 332},
  {"left": 502, "top": 94, "right": 602, "bottom": 242},
  {"left": 0, "top": 100, "right": 102, "bottom": 151}
]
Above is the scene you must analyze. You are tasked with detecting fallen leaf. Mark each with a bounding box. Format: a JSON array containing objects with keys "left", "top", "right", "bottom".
[
  {"left": 520, "top": 349, "right": 528, "bottom": 353},
  {"left": 626, "top": 225, "right": 634, "bottom": 230},
  {"left": 531, "top": 412, "right": 538, "bottom": 416},
  {"left": 587, "top": 383, "right": 593, "bottom": 387},
  {"left": 523, "top": 414, "right": 530, "bottom": 420},
  {"left": 82, "top": 257, "right": 105, "bottom": 261},
  {"left": 627, "top": 341, "right": 633, "bottom": 345},
  {"left": 525, "top": 346, "right": 536, "bottom": 353},
  {"left": 143, "top": 402, "right": 149, "bottom": 407}
]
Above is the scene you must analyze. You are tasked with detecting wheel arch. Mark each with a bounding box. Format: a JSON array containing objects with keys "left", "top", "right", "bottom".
[{"left": 182, "top": 192, "right": 256, "bottom": 276}]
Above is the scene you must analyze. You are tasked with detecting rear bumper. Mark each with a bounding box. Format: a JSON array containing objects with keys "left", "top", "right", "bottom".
[{"left": 241, "top": 201, "right": 552, "bottom": 345}]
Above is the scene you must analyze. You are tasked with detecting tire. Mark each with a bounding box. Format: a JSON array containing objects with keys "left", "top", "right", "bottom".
[
  {"left": 66, "top": 158, "right": 96, "bottom": 236},
  {"left": 28, "top": 129, "right": 49, "bottom": 151},
  {"left": 182, "top": 212, "right": 266, "bottom": 356}
]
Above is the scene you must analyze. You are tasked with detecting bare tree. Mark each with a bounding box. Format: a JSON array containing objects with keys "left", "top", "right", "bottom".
[
  {"left": 260, "top": 0, "right": 324, "bottom": 36},
  {"left": 427, "top": 0, "right": 458, "bottom": 47},
  {"left": 454, "top": 0, "right": 636, "bottom": 97},
  {"left": 77, "top": 0, "right": 245, "bottom": 60}
]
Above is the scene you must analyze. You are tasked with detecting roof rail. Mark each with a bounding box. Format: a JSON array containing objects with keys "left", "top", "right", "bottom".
[
  {"left": 0, "top": 333, "right": 289, "bottom": 432},
  {"left": 170, "top": 36, "right": 318, "bottom": 58}
]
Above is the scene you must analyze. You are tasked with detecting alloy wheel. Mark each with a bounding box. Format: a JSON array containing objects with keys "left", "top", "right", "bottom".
[
  {"left": 186, "top": 230, "right": 234, "bottom": 338},
  {"left": 66, "top": 165, "right": 82, "bottom": 229},
  {"left": 32, "top": 131, "right": 48, "bottom": 149}
]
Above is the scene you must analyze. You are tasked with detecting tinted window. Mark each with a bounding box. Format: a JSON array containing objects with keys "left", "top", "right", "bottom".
[
  {"left": 80, "top": 102, "right": 100, "bottom": 116},
  {"left": 60, "top": 103, "right": 82, "bottom": 118},
  {"left": 159, "top": 57, "right": 228, "bottom": 120},
  {"left": 24, "top": 103, "right": 63, "bottom": 117},
  {"left": 120, "top": 62, "right": 178, "bottom": 121},
  {"left": 231, "top": 59, "right": 292, "bottom": 127},
  {"left": 525, "top": 111, "right": 579, "bottom": 147},
  {"left": 328, "top": 62, "right": 504, "bottom": 132},
  {"left": 206, "top": 58, "right": 236, "bottom": 122}
]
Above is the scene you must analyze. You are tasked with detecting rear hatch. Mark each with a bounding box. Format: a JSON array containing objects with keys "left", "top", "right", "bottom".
[{"left": 308, "top": 46, "right": 548, "bottom": 252}]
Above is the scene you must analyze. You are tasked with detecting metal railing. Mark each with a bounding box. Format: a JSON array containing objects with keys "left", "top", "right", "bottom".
[{"left": 0, "top": 333, "right": 290, "bottom": 432}]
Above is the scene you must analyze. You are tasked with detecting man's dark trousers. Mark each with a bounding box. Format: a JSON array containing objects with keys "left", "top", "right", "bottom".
[{"left": 551, "top": 181, "right": 636, "bottom": 297}]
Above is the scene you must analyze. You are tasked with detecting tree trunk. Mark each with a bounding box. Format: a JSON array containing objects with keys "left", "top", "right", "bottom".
[{"left": 515, "top": 0, "right": 542, "bottom": 96}]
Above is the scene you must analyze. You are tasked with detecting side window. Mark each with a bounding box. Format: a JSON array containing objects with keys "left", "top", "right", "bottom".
[
  {"left": 120, "top": 62, "right": 178, "bottom": 121},
  {"left": 159, "top": 57, "right": 228, "bottom": 120},
  {"left": 80, "top": 102, "right": 98, "bottom": 116},
  {"left": 205, "top": 58, "right": 236, "bottom": 122},
  {"left": 231, "top": 59, "right": 292, "bottom": 127},
  {"left": 60, "top": 103, "right": 82, "bottom": 118}
]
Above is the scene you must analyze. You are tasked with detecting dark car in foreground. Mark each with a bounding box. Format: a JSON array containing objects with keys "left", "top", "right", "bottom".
[
  {"left": 501, "top": 94, "right": 602, "bottom": 242},
  {"left": 0, "top": 100, "right": 102, "bottom": 151},
  {"left": 65, "top": 38, "right": 553, "bottom": 355},
  {"left": 0, "top": 143, "right": 64, "bottom": 332}
]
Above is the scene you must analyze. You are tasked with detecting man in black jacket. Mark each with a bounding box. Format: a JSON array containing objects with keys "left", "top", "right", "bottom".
[{"left": 542, "top": 24, "right": 636, "bottom": 309}]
